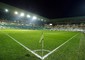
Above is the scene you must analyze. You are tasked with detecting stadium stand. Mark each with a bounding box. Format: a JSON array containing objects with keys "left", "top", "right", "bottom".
[{"left": 0, "top": 2, "right": 85, "bottom": 31}]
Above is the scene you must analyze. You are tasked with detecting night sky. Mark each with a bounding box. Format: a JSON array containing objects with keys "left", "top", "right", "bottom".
[{"left": 0, "top": 0, "right": 85, "bottom": 19}]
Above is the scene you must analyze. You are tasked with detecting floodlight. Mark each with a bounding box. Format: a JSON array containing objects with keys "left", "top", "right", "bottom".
[
  {"left": 5, "top": 9, "right": 9, "bottom": 12},
  {"left": 27, "top": 15, "right": 30, "bottom": 18},
  {"left": 41, "top": 19, "right": 43, "bottom": 21},
  {"left": 32, "top": 16, "right": 37, "bottom": 20},
  {"left": 14, "top": 11, "right": 18, "bottom": 15},
  {"left": 49, "top": 23, "right": 52, "bottom": 26},
  {"left": 20, "top": 13, "right": 25, "bottom": 17}
]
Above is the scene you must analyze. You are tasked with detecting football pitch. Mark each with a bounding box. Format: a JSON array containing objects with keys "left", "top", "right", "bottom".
[{"left": 0, "top": 29, "right": 85, "bottom": 60}]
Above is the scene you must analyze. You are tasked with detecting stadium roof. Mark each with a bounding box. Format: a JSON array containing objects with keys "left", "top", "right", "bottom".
[
  {"left": 50, "top": 16, "right": 85, "bottom": 24},
  {"left": 0, "top": 2, "right": 85, "bottom": 24},
  {"left": 0, "top": 2, "right": 49, "bottom": 21}
]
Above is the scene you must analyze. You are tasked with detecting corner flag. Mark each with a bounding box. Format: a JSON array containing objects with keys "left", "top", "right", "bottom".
[{"left": 39, "top": 32, "right": 44, "bottom": 43}]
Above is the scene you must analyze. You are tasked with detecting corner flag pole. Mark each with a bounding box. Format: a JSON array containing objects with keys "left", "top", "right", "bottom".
[{"left": 39, "top": 31, "right": 44, "bottom": 57}]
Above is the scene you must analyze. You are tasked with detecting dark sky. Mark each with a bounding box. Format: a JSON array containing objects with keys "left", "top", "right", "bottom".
[{"left": 0, "top": 0, "right": 85, "bottom": 19}]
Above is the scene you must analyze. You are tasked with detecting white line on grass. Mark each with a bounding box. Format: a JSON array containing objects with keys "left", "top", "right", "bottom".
[
  {"left": 3, "top": 31, "right": 79, "bottom": 60},
  {"left": 33, "top": 49, "right": 50, "bottom": 52},
  {"left": 4, "top": 33, "right": 42, "bottom": 59},
  {"left": 42, "top": 33, "right": 79, "bottom": 60}
]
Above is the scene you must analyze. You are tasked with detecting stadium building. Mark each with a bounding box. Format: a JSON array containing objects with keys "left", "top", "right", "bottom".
[
  {"left": 0, "top": 2, "right": 85, "bottom": 30},
  {"left": 0, "top": 2, "right": 49, "bottom": 29},
  {"left": 0, "top": 2, "right": 85, "bottom": 60}
]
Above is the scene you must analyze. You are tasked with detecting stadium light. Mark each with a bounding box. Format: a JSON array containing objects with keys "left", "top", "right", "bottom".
[
  {"left": 32, "top": 16, "right": 37, "bottom": 20},
  {"left": 27, "top": 14, "right": 30, "bottom": 18},
  {"left": 14, "top": 11, "right": 18, "bottom": 15},
  {"left": 20, "top": 13, "right": 25, "bottom": 17},
  {"left": 49, "top": 23, "right": 52, "bottom": 26},
  {"left": 5, "top": 9, "right": 9, "bottom": 12}
]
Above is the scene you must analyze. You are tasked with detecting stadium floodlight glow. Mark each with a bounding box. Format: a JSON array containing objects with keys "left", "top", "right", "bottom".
[
  {"left": 41, "top": 19, "right": 43, "bottom": 21},
  {"left": 49, "top": 23, "right": 52, "bottom": 26},
  {"left": 32, "top": 16, "right": 37, "bottom": 20},
  {"left": 14, "top": 11, "right": 18, "bottom": 15},
  {"left": 20, "top": 13, "right": 25, "bottom": 17},
  {"left": 27, "top": 15, "right": 30, "bottom": 18},
  {"left": 5, "top": 9, "right": 9, "bottom": 12}
]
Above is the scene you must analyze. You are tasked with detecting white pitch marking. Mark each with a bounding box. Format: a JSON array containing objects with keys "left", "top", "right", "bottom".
[
  {"left": 4, "top": 33, "right": 42, "bottom": 59},
  {"left": 42, "top": 33, "right": 79, "bottom": 60},
  {"left": 3, "top": 31, "right": 79, "bottom": 60},
  {"left": 33, "top": 49, "right": 50, "bottom": 52}
]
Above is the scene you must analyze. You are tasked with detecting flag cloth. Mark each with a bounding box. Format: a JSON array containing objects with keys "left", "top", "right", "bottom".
[{"left": 39, "top": 32, "right": 44, "bottom": 43}]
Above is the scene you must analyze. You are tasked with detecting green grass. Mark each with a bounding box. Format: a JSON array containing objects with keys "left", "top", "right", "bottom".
[{"left": 0, "top": 29, "right": 85, "bottom": 60}]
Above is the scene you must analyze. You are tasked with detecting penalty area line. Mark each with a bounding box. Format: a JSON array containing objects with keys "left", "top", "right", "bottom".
[
  {"left": 42, "top": 33, "right": 79, "bottom": 60},
  {"left": 4, "top": 33, "right": 42, "bottom": 60}
]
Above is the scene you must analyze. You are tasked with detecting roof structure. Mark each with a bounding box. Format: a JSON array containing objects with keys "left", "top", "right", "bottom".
[
  {"left": 0, "top": 2, "right": 49, "bottom": 22},
  {"left": 0, "top": 2, "right": 85, "bottom": 24}
]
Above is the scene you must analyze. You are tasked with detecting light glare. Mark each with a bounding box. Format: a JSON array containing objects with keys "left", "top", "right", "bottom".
[
  {"left": 14, "top": 11, "right": 18, "bottom": 15},
  {"left": 5, "top": 9, "right": 8, "bottom": 12},
  {"left": 27, "top": 15, "right": 30, "bottom": 18},
  {"left": 32, "top": 16, "right": 37, "bottom": 20},
  {"left": 20, "top": 13, "right": 25, "bottom": 17},
  {"left": 49, "top": 23, "right": 52, "bottom": 26},
  {"left": 41, "top": 19, "right": 43, "bottom": 21}
]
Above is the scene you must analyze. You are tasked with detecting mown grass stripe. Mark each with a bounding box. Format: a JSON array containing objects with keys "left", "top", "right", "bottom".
[
  {"left": 42, "top": 33, "right": 79, "bottom": 60},
  {"left": 4, "top": 33, "right": 42, "bottom": 59}
]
